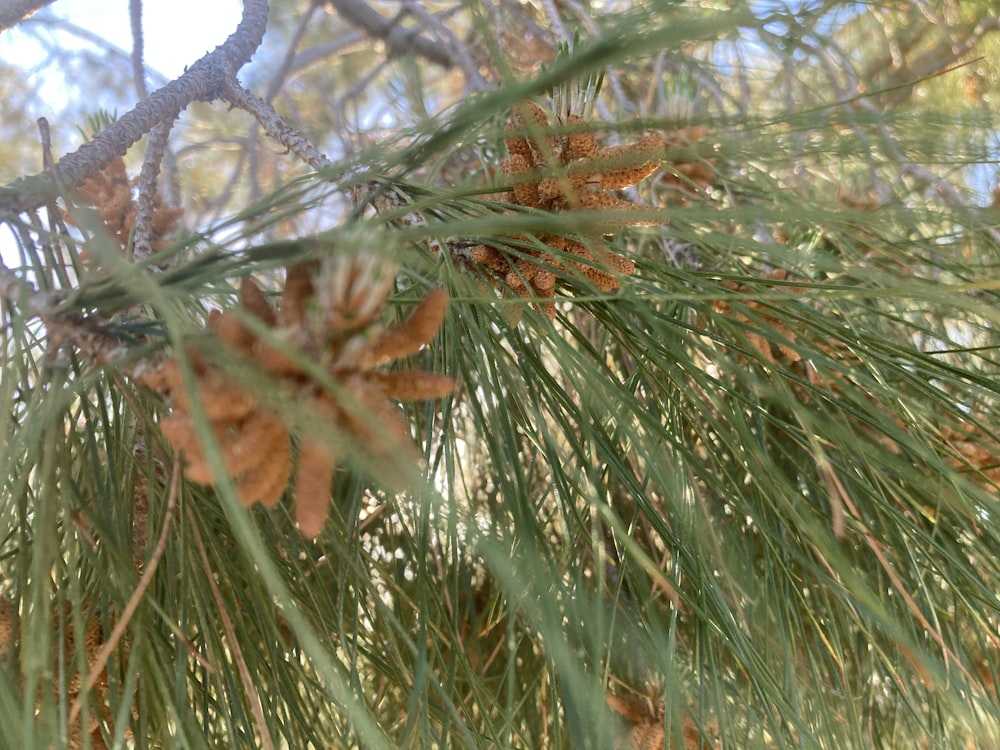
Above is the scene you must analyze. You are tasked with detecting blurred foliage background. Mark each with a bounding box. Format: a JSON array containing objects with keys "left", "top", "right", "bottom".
[{"left": 1, "top": 0, "right": 999, "bottom": 747}]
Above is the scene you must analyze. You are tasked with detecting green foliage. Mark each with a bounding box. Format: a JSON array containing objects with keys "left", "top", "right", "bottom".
[
  {"left": 77, "top": 110, "right": 119, "bottom": 141},
  {"left": 2, "top": 1, "right": 1000, "bottom": 748}
]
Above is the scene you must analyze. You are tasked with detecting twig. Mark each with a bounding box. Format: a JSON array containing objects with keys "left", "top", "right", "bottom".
[
  {"left": 129, "top": 0, "right": 148, "bottom": 101},
  {"left": 399, "top": 0, "right": 485, "bottom": 89},
  {"left": 643, "top": 52, "right": 665, "bottom": 114},
  {"left": 349, "top": 181, "right": 448, "bottom": 257},
  {"left": 776, "top": 23, "right": 1000, "bottom": 233},
  {"left": 67, "top": 455, "right": 181, "bottom": 729},
  {"left": 1, "top": 252, "right": 149, "bottom": 366},
  {"left": 37, "top": 117, "right": 54, "bottom": 170},
  {"left": 131, "top": 118, "right": 177, "bottom": 260},
  {"left": 850, "top": 92, "right": 1000, "bottom": 244},
  {"left": 537, "top": 0, "right": 570, "bottom": 49},
  {"left": 0, "top": 0, "right": 270, "bottom": 214},
  {"left": 21, "top": 15, "right": 169, "bottom": 89},
  {"left": 186, "top": 502, "right": 276, "bottom": 750},
  {"left": 268, "top": 32, "right": 366, "bottom": 90},
  {"left": 221, "top": 77, "right": 333, "bottom": 171},
  {"left": 331, "top": 58, "right": 391, "bottom": 124},
  {"left": 897, "top": 162, "right": 1000, "bottom": 245},
  {"left": 326, "top": 0, "right": 457, "bottom": 70},
  {"left": 262, "top": 0, "right": 320, "bottom": 103}
]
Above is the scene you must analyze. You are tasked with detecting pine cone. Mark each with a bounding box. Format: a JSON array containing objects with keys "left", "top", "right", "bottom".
[
  {"left": 145, "top": 259, "right": 454, "bottom": 538},
  {"left": 0, "top": 597, "right": 130, "bottom": 749},
  {"left": 64, "top": 156, "right": 183, "bottom": 258},
  {"left": 468, "top": 100, "right": 665, "bottom": 317}
]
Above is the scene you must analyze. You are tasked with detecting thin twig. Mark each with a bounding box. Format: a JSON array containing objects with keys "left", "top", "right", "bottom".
[
  {"left": 399, "top": 0, "right": 485, "bottom": 89},
  {"left": 185, "top": 502, "right": 276, "bottom": 750},
  {"left": 326, "top": 0, "right": 457, "bottom": 70},
  {"left": 131, "top": 118, "right": 177, "bottom": 260},
  {"left": 16, "top": 15, "right": 164, "bottom": 85},
  {"left": 38, "top": 117, "right": 54, "bottom": 170},
  {"left": 221, "top": 77, "right": 333, "bottom": 171},
  {"left": 269, "top": 32, "right": 367, "bottom": 88},
  {"left": 68, "top": 455, "right": 181, "bottom": 729},
  {"left": 263, "top": 0, "right": 320, "bottom": 102},
  {"left": 129, "top": 0, "right": 148, "bottom": 101}
]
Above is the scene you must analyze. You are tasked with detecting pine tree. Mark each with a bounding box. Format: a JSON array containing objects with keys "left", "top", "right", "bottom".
[{"left": 1, "top": 1, "right": 999, "bottom": 747}]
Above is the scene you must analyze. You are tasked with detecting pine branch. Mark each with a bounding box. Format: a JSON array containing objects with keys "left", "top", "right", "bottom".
[
  {"left": 221, "top": 79, "right": 333, "bottom": 171},
  {"left": 0, "top": 0, "right": 53, "bottom": 33}
]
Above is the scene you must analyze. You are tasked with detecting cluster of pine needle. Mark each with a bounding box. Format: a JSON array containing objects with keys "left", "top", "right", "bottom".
[{"left": 2, "top": 8, "right": 999, "bottom": 749}]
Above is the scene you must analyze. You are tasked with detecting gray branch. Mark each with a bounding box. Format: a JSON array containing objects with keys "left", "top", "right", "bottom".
[
  {"left": 325, "top": 0, "right": 456, "bottom": 69},
  {"left": 132, "top": 118, "right": 176, "bottom": 260},
  {"left": 221, "top": 78, "right": 332, "bottom": 172},
  {"left": 0, "top": 0, "right": 54, "bottom": 33}
]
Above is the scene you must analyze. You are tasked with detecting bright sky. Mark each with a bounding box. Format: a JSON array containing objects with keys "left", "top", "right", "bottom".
[
  {"left": 13, "top": 0, "right": 241, "bottom": 80},
  {"left": 75, "top": 0, "right": 239, "bottom": 79},
  {"left": 98, "top": 0, "right": 242, "bottom": 79}
]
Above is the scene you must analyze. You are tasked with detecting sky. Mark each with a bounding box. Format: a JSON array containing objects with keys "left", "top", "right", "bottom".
[{"left": 27, "top": 0, "right": 242, "bottom": 80}]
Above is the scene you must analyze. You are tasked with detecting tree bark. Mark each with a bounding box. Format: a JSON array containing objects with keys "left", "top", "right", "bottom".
[{"left": 0, "top": 0, "right": 54, "bottom": 33}]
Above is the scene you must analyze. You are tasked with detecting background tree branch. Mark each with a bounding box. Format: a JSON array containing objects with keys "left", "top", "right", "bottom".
[{"left": 325, "top": 0, "right": 460, "bottom": 71}]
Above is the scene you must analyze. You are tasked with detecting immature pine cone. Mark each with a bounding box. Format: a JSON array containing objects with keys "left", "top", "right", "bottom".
[
  {"left": 145, "top": 258, "right": 454, "bottom": 538},
  {"left": 469, "top": 100, "right": 665, "bottom": 317},
  {"left": 64, "top": 156, "right": 183, "bottom": 257}
]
